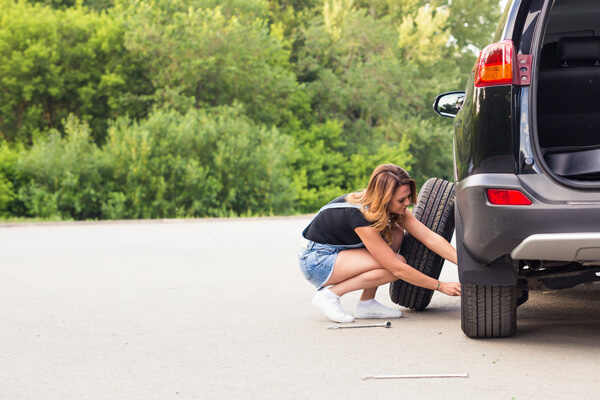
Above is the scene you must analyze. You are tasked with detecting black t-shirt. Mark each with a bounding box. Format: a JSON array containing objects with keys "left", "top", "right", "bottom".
[{"left": 302, "top": 195, "right": 372, "bottom": 245}]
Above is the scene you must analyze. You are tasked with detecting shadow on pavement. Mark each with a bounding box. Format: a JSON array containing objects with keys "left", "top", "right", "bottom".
[{"left": 513, "top": 284, "right": 600, "bottom": 345}]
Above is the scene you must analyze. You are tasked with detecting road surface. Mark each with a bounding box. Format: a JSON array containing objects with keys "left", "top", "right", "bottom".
[{"left": 1, "top": 217, "right": 599, "bottom": 399}]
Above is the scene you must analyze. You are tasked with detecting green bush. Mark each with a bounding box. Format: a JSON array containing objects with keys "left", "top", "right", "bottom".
[
  {"left": 403, "top": 118, "right": 454, "bottom": 186},
  {"left": 291, "top": 119, "right": 414, "bottom": 212},
  {"left": 290, "top": 120, "right": 349, "bottom": 212},
  {"left": 116, "top": 0, "right": 301, "bottom": 128},
  {"left": 0, "top": 142, "right": 27, "bottom": 216},
  {"left": 292, "top": 1, "right": 460, "bottom": 185},
  {"left": 100, "top": 106, "right": 295, "bottom": 218},
  {"left": 0, "top": 0, "right": 502, "bottom": 220},
  {"left": 0, "top": 176, "right": 13, "bottom": 216},
  {"left": 0, "top": 0, "right": 152, "bottom": 143},
  {"left": 28, "top": 0, "right": 113, "bottom": 10},
  {"left": 16, "top": 115, "right": 104, "bottom": 219},
  {"left": 15, "top": 108, "right": 295, "bottom": 219}
]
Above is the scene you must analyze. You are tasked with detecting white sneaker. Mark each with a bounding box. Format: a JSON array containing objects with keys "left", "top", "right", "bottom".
[
  {"left": 355, "top": 299, "right": 403, "bottom": 319},
  {"left": 312, "top": 288, "right": 355, "bottom": 323}
]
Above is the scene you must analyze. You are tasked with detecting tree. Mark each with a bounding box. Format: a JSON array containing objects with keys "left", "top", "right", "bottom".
[
  {"left": 0, "top": 0, "right": 152, "bottom": 143},
  {"left": 292, "top": 0, "right": 461, "bottom": 190},
  {"left": 115, "top": 0, "right": 302, "bottom": 128}
]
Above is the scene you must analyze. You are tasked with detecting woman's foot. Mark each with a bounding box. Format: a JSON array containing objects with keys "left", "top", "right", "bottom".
[
  {"left": 312, "top": 288, "right": 355, "bottom": 323},
  {"left": 355, "top": 299, "right": 403, "bottom": 319}
]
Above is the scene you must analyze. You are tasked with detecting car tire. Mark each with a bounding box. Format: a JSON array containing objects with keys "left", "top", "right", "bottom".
[
  {"left": 517, "top": 287, "right": 529, "bottom": 307},
  {"left": 389, "top": 177, "right": 456, "bottom": 311},
  {"left": 461, "top": 284, "right": 517, "bottom": 338}
]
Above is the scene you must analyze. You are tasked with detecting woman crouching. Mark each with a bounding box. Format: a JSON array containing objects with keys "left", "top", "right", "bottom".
[{"left": 299, "top": 164, "right": 461, "bottom": 322}]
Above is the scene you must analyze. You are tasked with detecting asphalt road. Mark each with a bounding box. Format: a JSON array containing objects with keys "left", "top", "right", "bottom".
[{"left": 2, "top": 217, "right": 600, "bottom": 399}]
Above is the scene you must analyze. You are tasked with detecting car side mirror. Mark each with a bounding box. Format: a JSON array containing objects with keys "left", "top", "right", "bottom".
[{"left": 433, "top": 91, "right": 466, "bottom": 118}]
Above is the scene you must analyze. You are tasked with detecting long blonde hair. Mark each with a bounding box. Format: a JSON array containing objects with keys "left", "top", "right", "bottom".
[{"left": 347, "top": 164, "right": 416, "bottom": 243}]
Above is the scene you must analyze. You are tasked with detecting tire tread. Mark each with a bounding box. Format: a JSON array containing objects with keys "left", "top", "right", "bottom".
[{"left": 462, "top": 284, "right": 517, "bottom": 338}]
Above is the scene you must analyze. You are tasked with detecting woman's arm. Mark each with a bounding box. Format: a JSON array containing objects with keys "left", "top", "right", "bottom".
[
  {"left": 403, "top": 210, "right": 457, "bottom": 265},
  {"left": 355, "top": 226, "right": 460, "bottom": 296}
]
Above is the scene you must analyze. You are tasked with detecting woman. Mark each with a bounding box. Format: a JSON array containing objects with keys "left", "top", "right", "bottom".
[{"left": 299, "top": 164, "right": 461, "bottom": 323}]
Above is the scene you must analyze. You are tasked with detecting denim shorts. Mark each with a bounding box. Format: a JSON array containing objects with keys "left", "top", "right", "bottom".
[{"left": 298, "top": 240, "right": 365, "bottom": 289}]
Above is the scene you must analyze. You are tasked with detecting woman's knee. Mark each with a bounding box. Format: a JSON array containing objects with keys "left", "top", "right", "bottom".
[{"left": 327, "top": 249, "right": 383, "bottom": 285}]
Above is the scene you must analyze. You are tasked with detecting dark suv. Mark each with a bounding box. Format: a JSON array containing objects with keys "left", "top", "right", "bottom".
[{"left": 431, "top": 0, "right": 600, "bottom": 338}]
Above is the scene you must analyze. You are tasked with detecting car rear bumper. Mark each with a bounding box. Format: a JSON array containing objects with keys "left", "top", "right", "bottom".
[
  {"left": 511, "top": 233, "right": 600, "bottom": 262},
  {"left": 456, "top": 173, "right": 600, "bottom": 265}
]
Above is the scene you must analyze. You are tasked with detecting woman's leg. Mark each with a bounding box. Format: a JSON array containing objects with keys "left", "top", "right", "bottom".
[
  {"left": 326, "top": 226, "right": 405, "bottom": 299},
  {"left": 313, "top": 228, "right": 406, "bottom": 321},
  {"left": 325, "top": 250, "right": 406, "bottom": 296},
  {"left": 359, "top": 229, "right": 405, "bottom": 300}
]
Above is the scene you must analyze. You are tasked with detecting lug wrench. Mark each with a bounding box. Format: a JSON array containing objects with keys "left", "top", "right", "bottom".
[{"left": 328, "top": 321, "right": 392, "bottom": 329}]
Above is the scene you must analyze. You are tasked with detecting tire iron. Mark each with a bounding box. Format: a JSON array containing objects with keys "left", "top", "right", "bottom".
[
  {"left": 362, "top": 373, "right": 469, "bottom": 380},
  {"left": 328, "top": 321, "right": 392, "bottom": 329}
]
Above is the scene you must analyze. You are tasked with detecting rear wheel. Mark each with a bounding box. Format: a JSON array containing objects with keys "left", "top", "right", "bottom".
[
  {"left": 461, "top": 284, "right": 517, "bottom": 338},
  {"left": 389, "top": 178, "right": 455, "bottom": 311}
]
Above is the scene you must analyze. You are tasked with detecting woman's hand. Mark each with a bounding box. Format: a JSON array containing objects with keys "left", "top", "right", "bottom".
[
  {"left": 355, "top": 226, "right": 461, "bottom": 295},
  {"left": 438, "top": 281, "right": 461, "bottom": 296}
]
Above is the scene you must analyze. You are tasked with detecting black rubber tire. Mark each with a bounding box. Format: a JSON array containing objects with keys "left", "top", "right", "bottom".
[
  {"left": 517, "top": 288, "right": 529, "bottom": 307},
  {"left": 389, "top": 178, "right": 455, "bottom": 311},
  {"left": 461, "top": 284, "right": 517, "bottom": 338}
]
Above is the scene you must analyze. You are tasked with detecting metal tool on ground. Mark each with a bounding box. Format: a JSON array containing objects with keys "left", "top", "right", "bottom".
[
  {"left": 362, "top": 373, "right": 469, "bottom": 380},
  {"left": 328, "top": 321, "right": 392, "bottom": 329}
]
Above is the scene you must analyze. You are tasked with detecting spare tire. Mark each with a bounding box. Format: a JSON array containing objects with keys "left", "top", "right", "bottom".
[{"left": 389, "top": 178, "right": 456, "bottom": 311}]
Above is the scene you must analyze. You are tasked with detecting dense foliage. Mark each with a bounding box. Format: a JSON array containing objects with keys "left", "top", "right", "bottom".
[{"left": 0, "top": 0, "right": 501, "bottom": 219}]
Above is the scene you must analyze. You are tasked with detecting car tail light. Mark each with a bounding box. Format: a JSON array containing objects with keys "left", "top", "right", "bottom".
[
  {"left": 474, "top": 40, "right": 515, "bottom": 87},
  {"left": 487, "top": 189, "right": 532, "bottom": 205}
]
